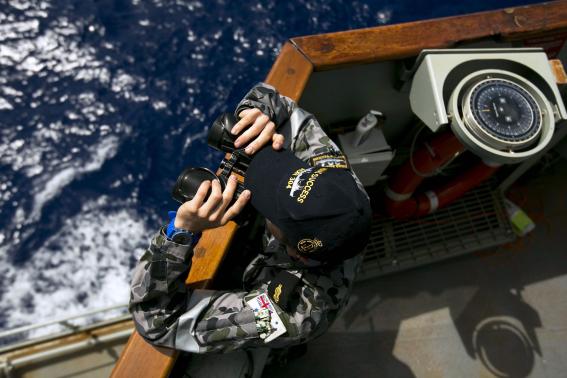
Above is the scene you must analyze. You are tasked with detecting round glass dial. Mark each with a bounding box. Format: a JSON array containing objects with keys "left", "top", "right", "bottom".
[{"left": 470, "top": 79, "right": 541, "bottom": 143}]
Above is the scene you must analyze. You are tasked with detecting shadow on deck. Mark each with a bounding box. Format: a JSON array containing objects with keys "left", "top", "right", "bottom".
[{"left": 265, "top": 163, "right": 567, "bottom": 377}]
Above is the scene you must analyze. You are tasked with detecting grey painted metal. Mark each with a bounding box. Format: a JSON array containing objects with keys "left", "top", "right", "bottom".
[
  {"left": 299, "top": 61, "right": 416, "bottom": 144},
  {"left": 499, "top": 119, "right": 567, "bottom": 191},
  {"left": 0, "top": 303, "right": 129, "bottom": 354},
  {"left": 357, "top": 183, "right": 516, "bottom": 280},
  {"left": 0, "top": 329, "right": 132, "bottom": 377},
  {"left": 0, "top": 303, "right": 128, "bottom": 339}
]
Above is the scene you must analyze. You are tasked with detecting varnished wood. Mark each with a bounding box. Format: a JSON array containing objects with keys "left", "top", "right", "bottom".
[
  {"left": 291, "top": 1, "right": 567, "bottom": 70},
  {"left": 186, "top": 223, "right": 239, "bottom": 286},
  {"left": 550, "top": 59, "right": 567, "bottom": 84},
  {"left": 111, "top": 328, "right": 176, "bottom": 378},
  {"left": 265, "top": 42, "right": 313, "bottom": 99}
]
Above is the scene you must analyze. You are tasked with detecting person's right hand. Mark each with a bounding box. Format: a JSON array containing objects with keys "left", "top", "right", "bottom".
[
  {"left": 174, "top": 175, "right": 250, "bottom": 233},
  {"left": 231, "top": 108, "right": 285, "bottom": 155}
]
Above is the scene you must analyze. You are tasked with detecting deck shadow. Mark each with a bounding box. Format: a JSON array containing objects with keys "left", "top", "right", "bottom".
[{"left": 265, "top": 164, "right": 567, "bottom": 377}]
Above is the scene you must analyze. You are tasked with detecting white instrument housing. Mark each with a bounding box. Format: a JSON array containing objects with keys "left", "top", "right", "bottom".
[{"left": 409, "top": 49, "right": 567, "bottom": 164}]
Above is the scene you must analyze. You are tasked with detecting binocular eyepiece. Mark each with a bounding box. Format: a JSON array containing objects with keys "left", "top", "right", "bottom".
[{"left": 171, "top": 113, "right": 252, "bottom": 219}]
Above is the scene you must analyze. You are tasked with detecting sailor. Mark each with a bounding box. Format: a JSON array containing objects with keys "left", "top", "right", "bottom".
[{"left": 129, "top": 83, "right": 372, "bottom": 356}]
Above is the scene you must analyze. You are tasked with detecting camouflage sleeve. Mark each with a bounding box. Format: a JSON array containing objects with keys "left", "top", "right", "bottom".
[
  {"left": 129, "top": 229, "right": 263, "bottom": 352},
  {"left": 291, "top": 113, "right": 368, "bottom": 195},
  {"left": 235, "top": 82, "right": 296, "bottom": 128},
  {"left": 235, "top": 82, "right": 367, "bottom": 192},
  {"left": 129, "top": 229, "right": 339, "bottom": 353},
  {"left": 291, "top": 116, "right": 346, "bottom": 166},
  {"left": 234, "top": 82, "right": 349, "bottom": 170}
]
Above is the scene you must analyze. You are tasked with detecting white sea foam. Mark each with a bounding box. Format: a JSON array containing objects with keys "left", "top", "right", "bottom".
[
  {"left": 1, "top": 86, "right": 24, "bottom": 97},
  {"left": 0, "top": 97, "right": 14, "bottom": 110},
  {"left": 0, "top": 19, "right": 108, "bottom": 86},
  {"left": 28, "top": 136, "right": 120, "bottom": 223},
  {"left": 0, "top": 20, "right": 39, "bottom": 41},
  {"left": 0, "top": 203, "right": 150, "bottom": 333},
  {"left": 376, "top": 8, "right": 393, "bottom": 24}
]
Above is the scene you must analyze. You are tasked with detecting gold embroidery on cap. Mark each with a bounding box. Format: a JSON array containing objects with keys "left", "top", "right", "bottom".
[
  {"left": 297, "top": 238, "right": 323, "bottom": 253},
  {"left": 273, "top": 284, "right": 282, "bottom": 303},
  {"left": 297, "top": 168, "right": 327, "bottom": 204}
]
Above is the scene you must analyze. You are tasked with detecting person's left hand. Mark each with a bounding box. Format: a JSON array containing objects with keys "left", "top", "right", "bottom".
[
  {"left": 231, "top": 108, "right": 285, "bottom": 155},
  {"left": 174, "top": 176, "right": 250, "bottom": 233}
]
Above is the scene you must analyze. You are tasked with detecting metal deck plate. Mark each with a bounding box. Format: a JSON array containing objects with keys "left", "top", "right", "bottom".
[{"left": 358, "top": 184, "right": 516, "bottom": 280}]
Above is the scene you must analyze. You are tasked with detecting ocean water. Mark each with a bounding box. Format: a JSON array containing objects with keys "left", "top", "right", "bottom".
[{"left": 0, "top": 0, "right": 542, "bottom": 335}]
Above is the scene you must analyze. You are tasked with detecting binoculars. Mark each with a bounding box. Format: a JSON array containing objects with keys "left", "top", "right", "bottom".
[{"left": 171, "top": 113, "right": 252, "bottom": 214}]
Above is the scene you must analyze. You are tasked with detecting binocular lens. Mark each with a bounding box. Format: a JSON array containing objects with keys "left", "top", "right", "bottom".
[
  {"left": 172, "top": 167, "right": 221, "bottom": 203},
  {"left": 207, "top": 112, "right": 239, "bottom": 152}
]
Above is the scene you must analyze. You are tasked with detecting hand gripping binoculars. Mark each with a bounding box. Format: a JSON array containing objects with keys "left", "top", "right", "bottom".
[{"left": 171, "top": 113, "right": 253, "bottom": 218}]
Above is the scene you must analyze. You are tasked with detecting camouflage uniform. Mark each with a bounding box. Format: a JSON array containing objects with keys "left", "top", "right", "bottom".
[{"left": 130, "top": 83, "right": 368, "bottom": 353}]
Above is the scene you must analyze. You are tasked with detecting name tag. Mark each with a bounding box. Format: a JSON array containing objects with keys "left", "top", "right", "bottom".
[{"left": 247, "top": 293, "right": 287, "bottom": 343}]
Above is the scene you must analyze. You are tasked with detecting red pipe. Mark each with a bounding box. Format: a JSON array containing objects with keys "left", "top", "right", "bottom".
[{"left": 384, "top": 130, "right": 500, "bottom": 219}]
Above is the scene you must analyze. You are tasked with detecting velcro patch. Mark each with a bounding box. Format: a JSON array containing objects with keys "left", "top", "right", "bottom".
[
  {"left": 309, "top": 153, "right": 349, "bottom": 169},
  {"left": 268, "top": 271, "right": 301, "bottom": 311}
]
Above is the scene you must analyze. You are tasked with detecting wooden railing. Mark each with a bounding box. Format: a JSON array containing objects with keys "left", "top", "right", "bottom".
[
  {"left": 111, "top": 2, "right": 567, "bottom": 376},
  {"left": 291, "top": 0, "right": 567, "bottom": 70}
]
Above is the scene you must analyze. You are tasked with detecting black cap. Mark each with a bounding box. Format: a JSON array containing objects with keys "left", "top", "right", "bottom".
[{"left": 244, "top": 147, "right": 372, "bottom": 263}]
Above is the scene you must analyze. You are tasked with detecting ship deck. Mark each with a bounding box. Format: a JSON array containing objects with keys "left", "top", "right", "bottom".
[{"left": 262, "top": 161, "right": 567, "bottom": 377}]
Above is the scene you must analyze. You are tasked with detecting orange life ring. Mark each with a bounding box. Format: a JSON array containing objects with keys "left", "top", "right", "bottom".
[{"left": 384, "top": 130, "right": 501, "bottom": 219}]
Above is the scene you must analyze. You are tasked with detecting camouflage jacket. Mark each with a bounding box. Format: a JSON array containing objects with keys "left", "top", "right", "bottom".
[{"left": 129, "top": 83, "right": 368, "bottom": 353}]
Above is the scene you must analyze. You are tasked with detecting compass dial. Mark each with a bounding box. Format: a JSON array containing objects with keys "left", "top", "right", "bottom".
[{"left": 469, "top": 79, "right": 542, "bottom": 146}]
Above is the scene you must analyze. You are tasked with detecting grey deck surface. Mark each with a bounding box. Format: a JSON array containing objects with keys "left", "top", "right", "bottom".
[{"left": 264, "top": 164, "right": 567, "bottom": 378}]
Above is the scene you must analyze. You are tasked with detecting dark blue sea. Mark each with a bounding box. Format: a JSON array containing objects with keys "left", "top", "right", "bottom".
[{"left": 0, "top": 0, "right": 542, "bottom": 333}]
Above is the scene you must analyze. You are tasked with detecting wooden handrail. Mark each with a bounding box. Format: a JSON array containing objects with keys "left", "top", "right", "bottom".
[
  {"left": 291, "top": 1, "right": 567, "bottom": 70},
  {"left": 110, "top": 41, "right": 312, "bottom": 378}
]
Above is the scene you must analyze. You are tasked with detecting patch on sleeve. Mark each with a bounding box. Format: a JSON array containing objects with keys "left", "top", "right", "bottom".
[
  {"left": 309, "top": 152, "right": 349, "bottom": 169},
  {"left": 267, "top": 271, "right": 301, "bottom": 311},
  {"left": 247, "top": 293, "right": 287, "bottom": 342}
]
